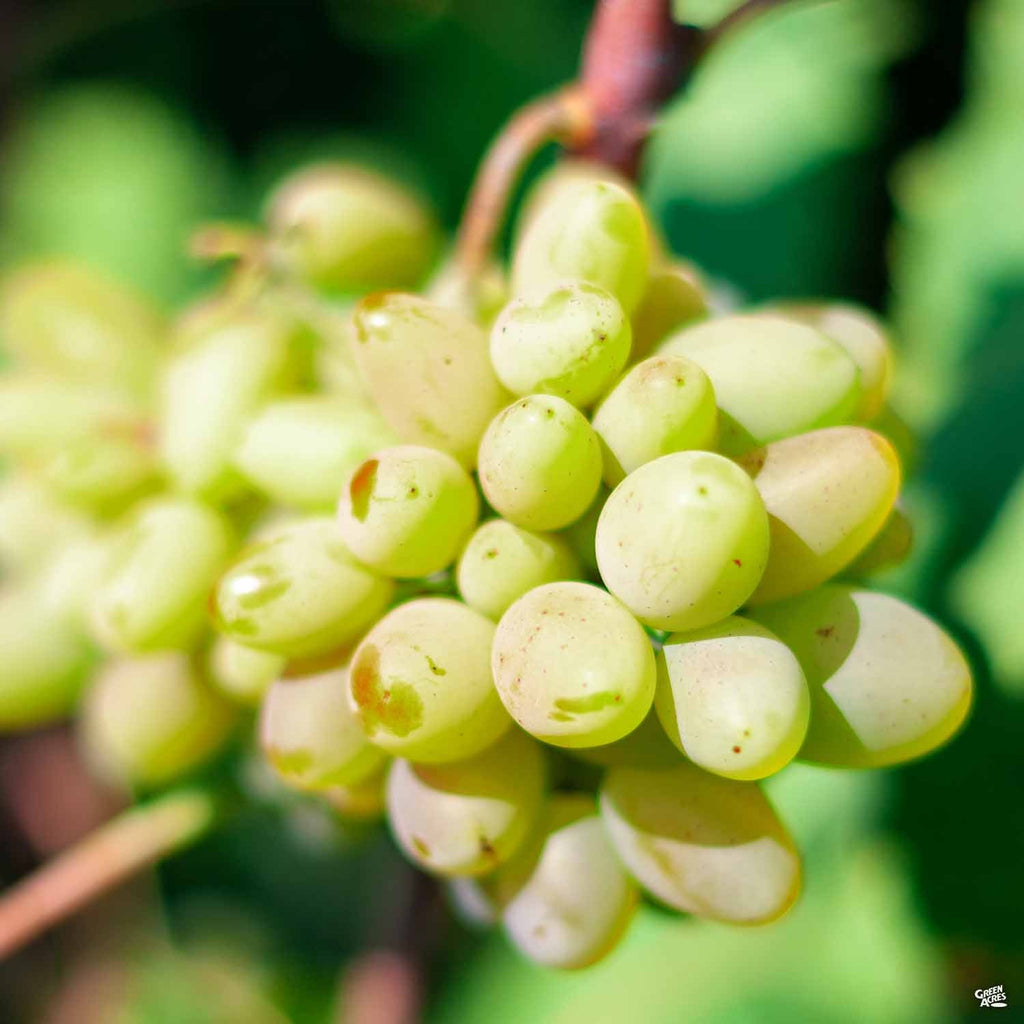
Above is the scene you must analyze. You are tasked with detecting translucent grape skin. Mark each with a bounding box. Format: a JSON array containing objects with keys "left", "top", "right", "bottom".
[
  {"left": 629, "top": 261, "right": 708, "bottom": 361},
  {"left": 214, "top": 517, "right": 393, "bottom": 659},
  {"left": 489, "top": 281, "right": 631, "bottom": 408},
  {"left": 739, "top": 426, "right": 901, "bottom": 605},
  {"left": 348, "top": 598, "right": 511, "bottom": 763},
  {"left": 595, "top": 451, "right": 770, "bottom": 631},
  {"left": 657, "top": 313, "right": 861, "bottom": 455},
  {"left": 751, "top": 585, "right": 973, "bottom": 768},
  {"left": 455, "top": 519, "right": 581, "bottom": 621},
  {"left": 592, "top": 353, "right": 718, "bottom": 486},
  {"left": 336, "top": 445, "right": 479, "bottom": 578},
  {"left": 600, "top": 763, "right": 801, "bottom": 923},
  {"left": 260, "top": 662, "right": 387, "bottom": 790},
  {"left": 350, "top": 293, "right": 508, "bottom": 468},
  {"left": 207, "top": 637, "right": 286, "bottom": 707},
  {"left": 477, "top": 395, "right": 602, "bottom": 531},
  {"left": 654, "top": 616, "right": 810, "bottom": 780},
  {"left": 386, "top": 728, "right": 546, "bottom": 876},
  {"left": 491, "top": 582, "right": 656, "bottom": 748}
]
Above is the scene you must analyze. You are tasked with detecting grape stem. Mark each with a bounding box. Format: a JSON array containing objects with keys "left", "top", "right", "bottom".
[{"left": 0, "top": 787, "right": 219, "bottom": 960}]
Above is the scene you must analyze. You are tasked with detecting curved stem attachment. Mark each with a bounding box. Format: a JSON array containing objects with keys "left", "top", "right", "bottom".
[{"left": 0, "top": 787, "right": 219, "bottom": 960}]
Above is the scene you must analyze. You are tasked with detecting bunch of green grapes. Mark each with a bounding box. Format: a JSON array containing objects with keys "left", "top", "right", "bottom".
[{"left": 0, "top": 158, "right": 972, "bottom": 970}]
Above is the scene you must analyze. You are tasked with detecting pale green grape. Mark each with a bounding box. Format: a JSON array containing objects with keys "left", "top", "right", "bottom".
[
  {"left": 234, "top": 396, "right": 397, "bottom": 510},
  {"left": 600, "top": 763, "right": 801, "bottom": 923},
  {"left": 512, "top": 176, "right": 651, "bottom": 314},
  {"left": 425, "top": 256, "right": 508, "bottom": 326},
  {"left": 740, "top": 427, "right": 900, "bottom": 604},
  {"left": 456, "top": 519, "right": 580, "bottom": 621},
  {"left": 559, "top": 485, "right": 608, "bottom": 577},
  {"left": 657, "top": 313, "right": 861, "bottom": 454},
  {"left": 630, "top": 261, "right": 708, "bottom": 360},
  {"left": 321, "top": 761, "right": 390, "bottom": 821},
  {"left": 592, "top": 353, "right": 718, "bottom": 486},
  {"left": 595, "top": 451, "right": 769, "bottom": 631},
  {"left": 36, "top": 531, "right": 112, "bottom": 625},
  {"left": 847, "top": 504, "right": 913, "bottom": 577},
  {"left": 386, "top": 728, "right": 545, "bottom": 876},
  {"left": 489, "top": 281, "right": 631, "bottom": 407},
  {"left": 80, "top": 652, "right": 236, "bottom": 789},
  {"left": 477, "top": 395, "right": 602, "bottom": 531},
  {"left": 207, "top": 637, "right": 286, "bottom": 706},
  {"left": 752, "top": 585, "right": 973, "bottom": 768},
  {"left": 568, "top": 709, "right": 682, "bottom": 769},
  {"left": 214, "top": 517, "right": 393, "bottom": 658},
  {"left": 654, "top": 616, "right": 809, "bottom": 780},
  {"left": 348, "top": 598, "right": 510, "bottom": 762},
  {"left": 266, "top": 163, "right": 438, "bottom": 293},
  {"left": 491, "top": 581, "right": 655, "bottom": 748},
  {"left": 336, "top": 445, "right": 479, "bottom": 578},
  {"left": 260, "top": 662, "right": 387, "bottom": 790},
  {"left": 0, "top": 475, "right": 91, "bottom": 576},
  {"left": 91, "top": 497, "right": 233, "bottom": 653},
  {"left": 350, "top": 293, "right": 508, "bottom": 467}
]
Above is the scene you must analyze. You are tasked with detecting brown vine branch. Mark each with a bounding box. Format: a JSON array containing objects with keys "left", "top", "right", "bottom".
[{"left": 0, "top": 788, "right": 218, "bottom": 960}]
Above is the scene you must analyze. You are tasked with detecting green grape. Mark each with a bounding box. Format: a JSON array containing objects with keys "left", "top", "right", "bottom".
[
  {"left": 477, "top": 395, "right": 602, "bottom": 531},
  {"left": 348, "top": 598, "right": 511, "bottom": 763},
  {"left": 321, "top": 761, "right": 390, "bottom": 821},
  {"left": 0, "top": 475, "right": 91, "bottom": 576},
  {"left": 266, "top": 163, "right": 438, "bottom": 293},
  {"left": 846, "top": 504, "right": 913, "bottom": 577},
  {"left": 512, "top": 176, "right": 651, "bottom": 314},
  {"left": 234, "top": 396, "right": 397, "bottom": 510},
  {"left": 206, "top": 636, "right": 286, "bottom": 706},
  {"left": 80, "top": 652, "right": 236, "bottom": 789},
  {"left": 159, "top": 311, "right": 300, "bottom": 499},
  {"left": 657, "top": 313, "right": 861, "bottom": 455},
  {"left": 600, "top": 763, "right": 801, "bottom": 923},
  {"left": 36, "top": 531, "right": 112, "bottom": 625},
  {"left": 90, "top": 497, "right": 233, "bottom": 653},
  {"left": 214, "top": 517, "right": 393, "bottom": 659},
  {"left": 489, "top": 281, "right": 631, "bottom": 408},
  {"left": 350, "top": 293, "right": 508, "bottom": 467},
  {"left": 568, "top": 709, "right": 682, "bottom": 769},
  {"left": 558, "top": 485, "right": 608, "bottom": 578},
  {"left": 654, "top": 616, "right": 809, "bottom": 780},
  {"left": 751, "top": 585, "right": 973, "bottom": 768},
  {"left": 336, "top": 445, "right": 479, "bottom": 578},
  {"left": 592, "top": 354, "right": 718, "bottom": 486},
  {"left": 455, "top": 519, "right": 581, "bottom": 621},
  {"left": 595, "top": 451, "right": 770, "bottom": 631},
  {"left": 260, "top": 662, "right": 387, "bottom": 790},
  {"left": 386, "top": 728, "right": 546, "bottom": 876},
  {"left": 630, "top": 261, "right": 709, "bottom": 360},
  {"left": 425, "top": 257, "right": 508, "bottom": 326},
  {"left": 0, "top": 261, "right": 162, "bottom": 395},
  {"left": 739, "top": 426, "right": 901, "bottom": 605},
  {"left": 869, "top": 403, "right": 919, "bottom": 476},
  {"left": 491, "top": 581, "right": 656, "bottom": 748}
]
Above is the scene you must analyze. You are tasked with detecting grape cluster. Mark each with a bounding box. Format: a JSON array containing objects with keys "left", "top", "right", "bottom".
[{"left": 0, "top": 159, "right": 972, "bottom": 969}]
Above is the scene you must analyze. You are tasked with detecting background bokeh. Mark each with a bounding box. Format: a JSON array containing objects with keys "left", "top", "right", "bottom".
[{"left": 0, "top": 0, "right": 1022, "bottom": 1021}]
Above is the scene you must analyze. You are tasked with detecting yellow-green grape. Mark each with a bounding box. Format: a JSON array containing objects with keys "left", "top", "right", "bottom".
[
  {"left": 36, "top": 531, "right": 112, "bottom": 625},
  {"left": 600, "top": 763, "right": 801, "bottom": 923},
  {"left": 770, "top": 303, "right": 893, "bottom": 421},
  {"left": 336, "top": 445, "right": 479, "bottom": 578},
  {"left": 266, "top": 163, "right": 438, "bottom": 293},
  {"left": 512, "top": 176, "right": 651, "bottom": 315},
  {"left": 0, "top": 261, "right": 162, "bottom": 395},
  {"left": 477, "top": 395, "right": 602, "bottom": 531},
  {"left": 214, "top": 517, "right": 393, "bottom": 659},
  {"left": 489, "top": 281, "right": 631, "bottom": 408},
  {"left": 234, "top": 396, "right": 397, "bottom": 510},
  {"left": 0, "top": 475, "right": 90, "bottom": 576},
  {"left": 657, "top": 313, "right": 861, "bottom": 455},
  {"left": 847, "top": 504, "right": 913, "bottom": 577},
  {"left": 752, "top": 585, "right": 973, "bottom": 768},
  {"left": 501, "top": 795, "right": 637, "bottom": 970},
  {"left": 350, "top": 293, "right": 508, "bottom": 467},
  {"left": 425, "top": 257, "right": 508, "bottom": 326},
  {"left": 654, "top": 616, "right": 809, "bottom": 781},
  {"left": 159, "top": 311, "right": 299, "bottom": 498},
  {"left": 559, "top": 485, "right": 608, "bottom": 577},
  {"left": 595, "top": 451, "right": 770, "bottom": 631},
  {"left": 740, "top": 427, "right": 901, "bottom": 605},
  {"left": 260, "top": 663, "right": 387, "bottom": 790},
  {"left": 206, "top": 637, "right": 285, "bottom": 707},
  {"left": 91, "top": 497, "right": 233, "bottom": 653},
  {"left": 568, "top": 709, "right": 682, "bottom": 769},
  {"left": 491, "top": 582, "right": 656, "bottom": 748},
  {"left": 80, "top": 653, "right": 236, "bottom": 790},
  {"left": 630, "top": 261, "right": 709, "bottom": 360},
  {"left": 322, "top": 761, "right": 390, "bottom": 821},
  {"left": 592, "top": 354, "right": 718, "bottom": 486},
  {"left": 455, "top": 519, "right": 580, "bottom": 621},
  {"left": 348, "top": 598, "right": 511, "bottom": 763},
  {"left": 385, "top": 728, "right": 545, "bottom": 876},
  {"left": 870, "top": 403, "right": 918, "bottom": 476}
]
